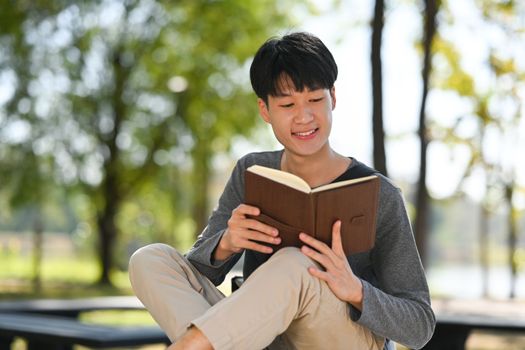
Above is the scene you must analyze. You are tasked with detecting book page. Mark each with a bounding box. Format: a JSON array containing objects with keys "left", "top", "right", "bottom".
[
  {"left": 246, "top": 165, "right": 311, "bottom": 193},
  {"left": 311, "top": 175, "right": 378, "bottom": 193}
]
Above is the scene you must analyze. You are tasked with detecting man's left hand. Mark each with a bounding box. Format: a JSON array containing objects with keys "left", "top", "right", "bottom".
[{"left": 299, "top": 220, "right": 364, "bottom": 310}]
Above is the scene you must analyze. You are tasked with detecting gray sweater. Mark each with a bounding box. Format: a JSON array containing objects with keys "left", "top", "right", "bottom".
[{"left": 186, "top": 150, "right": 435, "bottom": 349}]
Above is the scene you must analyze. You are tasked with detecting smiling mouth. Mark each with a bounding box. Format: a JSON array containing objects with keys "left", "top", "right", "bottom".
[{"left": 293, "top": 128, "right": 318, "bottom": 137}]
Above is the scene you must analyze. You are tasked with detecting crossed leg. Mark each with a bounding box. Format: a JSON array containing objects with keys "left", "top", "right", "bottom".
[{"left": 129, "top": 244, "right": 384, "bottom": 350}]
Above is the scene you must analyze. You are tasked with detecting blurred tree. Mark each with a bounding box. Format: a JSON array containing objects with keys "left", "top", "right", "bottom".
[
  {"left": 414, "top": 0, "right": 439, "bottom": 266},
  {"left": 0, "top": 0, "right": 298, "bottom": 285},
  {"left": 427, "top": 0, "right": 524, "bottom": 297},
  {"left": 0, "top": 1, "right": 64, "bottom": 291},
  {"left": 477, "top": 0, "right": 525, "bottom": 300},
  {"left": 371, "top": 0, "right": 388, "bottom": 176},
  {"left": 487, "top": 54, "right": 523, "bottom": 299}
]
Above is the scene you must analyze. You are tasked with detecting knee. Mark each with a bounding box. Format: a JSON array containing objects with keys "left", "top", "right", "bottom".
[
  {"left": 252, "top": 247, "right": 323, "bottom": 302},
  {"left": 128, "top": 243, "right": 180, "bottom": 279},
  {"left": 268, "top": 247, "right": 317, "bottom": 276}
]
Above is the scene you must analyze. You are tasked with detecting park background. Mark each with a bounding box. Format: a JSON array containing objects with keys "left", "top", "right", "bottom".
[{"left": 0, "top": 0, "right": 524, "bottom": 349}]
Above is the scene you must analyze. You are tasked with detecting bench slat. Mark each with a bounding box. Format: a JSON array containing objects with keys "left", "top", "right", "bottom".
[
  {"left": 0, "top": 313, "right": 169, "bottom": 348},
  {"left": 436, "top": 313, "right": 525, "bottom": 332},
  {"left": 0, "top": 296, "right": 144, "bottom": 318}
]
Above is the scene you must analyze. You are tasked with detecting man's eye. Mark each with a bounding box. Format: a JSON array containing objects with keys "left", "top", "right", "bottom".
[
  {"left": 280, "top": 103, "right": 294, "bottom": 108},
  {"left": 311, "top": 97, "right": 324, "bottom": 102}
]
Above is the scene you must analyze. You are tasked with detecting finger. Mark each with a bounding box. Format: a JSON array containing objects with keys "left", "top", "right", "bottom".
[
  {"left": 299, "top": 232, "right": 333, "bottom": 256},
  {"left": 307, "top": 266, "right": 332, "bottom": 282},
  {"left": 331, "top": 220, "right": 345, "bottom": 256},
  {"left": 301, "top": 244, "right": 333, "bottom": 269},
  {"left": 242, "top": 240, "right": 274, "bottom": 254},
  {"left": 243, "top": 218, "right": 279, "bottom": 237},
  {"left": 244, "top": 229, "right": 281, "bottom": 245},
  {"left": 229, "top": 228, "right": 279, "bottom": 251},
  {"left": 300, "top": 232, "right": 341, "bottom": 268},
  {"left": 228, "top": 216, "right": 278, "bottom": 240},
  {"left": 233, "top": 204, "right": 260, "bottom": 217}
]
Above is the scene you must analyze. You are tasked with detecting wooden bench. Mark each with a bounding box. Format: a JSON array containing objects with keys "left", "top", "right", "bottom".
[
  {"left": 423, "top": 312, "right": 525, "bottom": 349},
  {"left": 0, "top": 296, "right": 145, "bottom": 318},
  {"left": 422, "top": 299, "right": 525, "bottom": 349},
  {"left": 0, "top": 312, "right": 169, "bottom": 350},
  {"left": 0, "top": 296, "right": 170, "bottom": 349}
]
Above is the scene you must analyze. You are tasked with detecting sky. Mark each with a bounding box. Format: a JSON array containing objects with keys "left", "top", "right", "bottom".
[{"left": 240, "top": 0, "right": 525, "bottom": 207}]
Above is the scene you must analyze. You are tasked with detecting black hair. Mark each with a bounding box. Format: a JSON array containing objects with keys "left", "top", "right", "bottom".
[{"left": 249, "top": 32, "right": 338, "bottom": 104}]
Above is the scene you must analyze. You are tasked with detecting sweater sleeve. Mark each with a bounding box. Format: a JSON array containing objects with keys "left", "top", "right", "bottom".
[
  {"left": 185, "top": 158, "right": 245, "bottom": 286},
  {"left": 350, "top": 179, "right": 436, "bottom": 349}
]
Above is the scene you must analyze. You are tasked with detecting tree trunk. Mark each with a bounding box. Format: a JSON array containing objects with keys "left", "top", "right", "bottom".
[
  {"left": 95, "top": 50, "right": 127, "bottom": 285},
  {"left": 96, "top": 149, "right": 121, "bottom": 285},
  {"left": 191, "top": 141, "right": 211, "bottom": 239},
  {"left": 371, "top": 0, "right": 388, "bottom": 176},
  {"left": 32, "top": 207, "right": 43, "bottom": 293},
  {"left": 96, "top": 201, "right": 118, "bottom": 285},
  {"left": 414, "top": 0, "right": 438, "bottom": 267},
  {"left": 479, "top": 203, "right": 489, "bottom": 298},
  {"left": 505, "top": 183, "right": 518, "bottom": 299}
]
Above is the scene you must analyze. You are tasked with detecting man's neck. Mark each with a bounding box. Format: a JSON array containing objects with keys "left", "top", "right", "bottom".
[{"left": 281, "top": 148, "right": 351, "bottom": 188}]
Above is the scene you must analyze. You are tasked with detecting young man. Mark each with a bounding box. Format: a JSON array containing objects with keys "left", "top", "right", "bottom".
[{"left": 129, "top": 32, "right": 435, "bottom": 350}]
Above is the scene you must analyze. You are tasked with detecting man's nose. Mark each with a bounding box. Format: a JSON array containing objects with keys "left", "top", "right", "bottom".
[{"left": 293, "top": 106, "right": 314, "bottom": 124}]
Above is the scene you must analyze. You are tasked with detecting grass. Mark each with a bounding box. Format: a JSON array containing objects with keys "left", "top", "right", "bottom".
[
  {"left": 0, "top": 249, "right": 234, "bottom": 299},
  {"left": 0, "top": 251, "right": 132, "bottom": 299},
  {"left": 1, "top": 252, "right": 164, "bottom": 349},
  {"left": 80, "top": 310, "right": 157, "bottom": 326}
]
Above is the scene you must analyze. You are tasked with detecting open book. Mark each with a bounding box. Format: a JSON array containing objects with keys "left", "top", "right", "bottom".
[{"left": 244, "top": 165, "right": 379, "bottom": 255}]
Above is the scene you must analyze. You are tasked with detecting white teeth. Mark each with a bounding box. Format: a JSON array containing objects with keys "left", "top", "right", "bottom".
[{"left": 295, "top": 129, "right": 316, "bottom": 136}]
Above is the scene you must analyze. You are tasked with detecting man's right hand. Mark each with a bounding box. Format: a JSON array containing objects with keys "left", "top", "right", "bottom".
[{"left": 214, "top": 204, "right": 281, "bottom": 261}]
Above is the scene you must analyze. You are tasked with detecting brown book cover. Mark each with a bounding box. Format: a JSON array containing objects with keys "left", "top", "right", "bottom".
[{"left": 244, "top": 165, "right": 380, "bottom": 255}]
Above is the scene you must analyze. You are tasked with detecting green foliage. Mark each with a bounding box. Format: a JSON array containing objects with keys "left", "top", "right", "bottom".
[
  {"left": 0, "top": 0, "right": 301, "bottom": 284},
  {"left": 428, "top": 0, "right": 524, "bottom": 297},
  {"left": 431, "top": 35, "right": 475, "bottom": 96},
  {"left": 477, "top": 0, "right": 520, "bottom": 25},
  {"left": 428, "top": 0, "right": 524, "bottom": 197}
]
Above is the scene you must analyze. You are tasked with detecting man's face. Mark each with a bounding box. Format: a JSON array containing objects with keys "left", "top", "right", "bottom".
[{"left": 258, "top": 79, "right": 336, "bottom": 159}]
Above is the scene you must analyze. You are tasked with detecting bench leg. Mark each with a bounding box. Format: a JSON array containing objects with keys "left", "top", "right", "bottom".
[
  {"left": 0, "top": 336, "right": 14, "bottom": 350},
  {"left": 422, "top": 324, "right": 470, "bottom": 350},
  {"left": 27, "top": 341, "right": 72, "bottom": 350}
]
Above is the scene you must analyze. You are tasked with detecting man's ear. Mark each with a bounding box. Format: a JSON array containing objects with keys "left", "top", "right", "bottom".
[
  {"left": 258, "top": 98, "right": 271, "bottom": 123},
  {"left": 330, "top": 86, "right": 336, "bottom": 110}
]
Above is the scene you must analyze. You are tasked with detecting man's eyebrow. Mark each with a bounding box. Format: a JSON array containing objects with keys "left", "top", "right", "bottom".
[{"left": 273, "top": 92, "right": 292, "bottom": 97}]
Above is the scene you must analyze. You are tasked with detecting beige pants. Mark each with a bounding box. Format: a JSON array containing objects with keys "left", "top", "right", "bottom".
[{"left": 129, "top": 244, "right": 385, "bottom": 350}]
